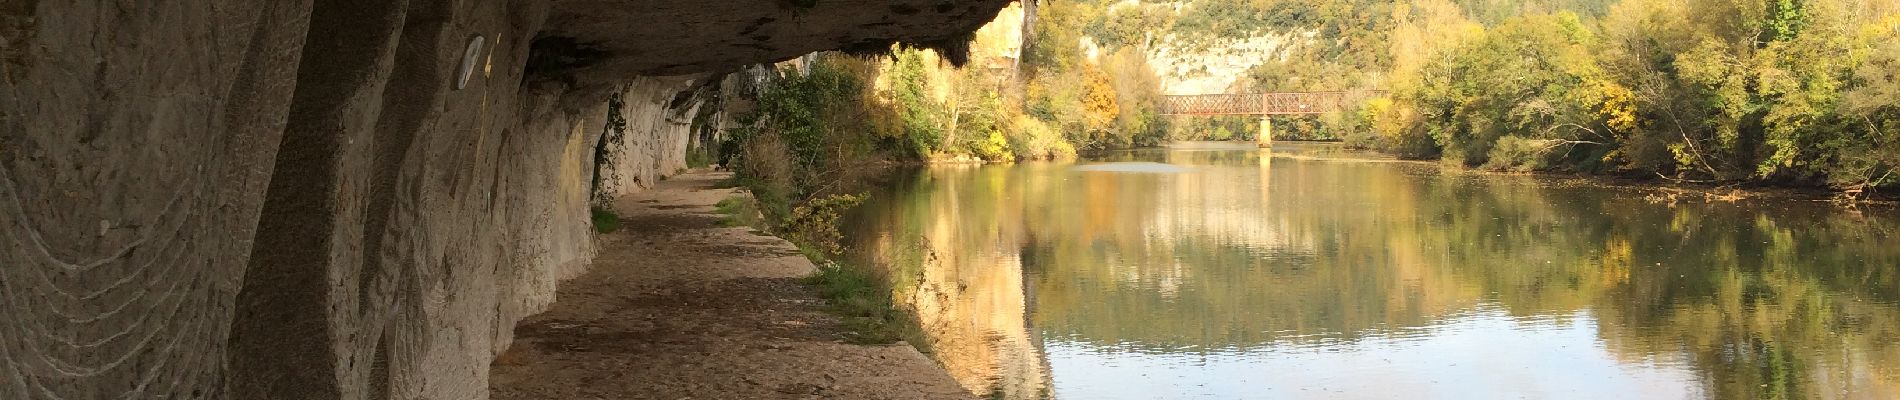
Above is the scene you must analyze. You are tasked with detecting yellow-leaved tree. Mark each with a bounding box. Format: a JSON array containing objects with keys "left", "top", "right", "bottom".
[{"left": 1080, "top": 62, "right": 1120, "bottom": 139}]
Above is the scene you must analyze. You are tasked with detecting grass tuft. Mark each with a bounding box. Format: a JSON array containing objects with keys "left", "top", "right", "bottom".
[
  {"left": 803, "top": 260, "right": 927, "bottom": 348},
  {"left": 713, "top": 196, "right": 763, "bottom": 228}
]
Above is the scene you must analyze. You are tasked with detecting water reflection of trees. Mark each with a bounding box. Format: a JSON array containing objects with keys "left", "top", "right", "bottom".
[
  {"left": 847, "top": 164, "right": 1057, "bottom": 399},
  {"left": 846, "top": 148, "right": 1900, "bottom": 399}
]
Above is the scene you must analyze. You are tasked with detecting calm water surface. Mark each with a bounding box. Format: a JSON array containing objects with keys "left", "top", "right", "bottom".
[{"left": 840, "top": 142, "right": 1900, "bottom": 399}]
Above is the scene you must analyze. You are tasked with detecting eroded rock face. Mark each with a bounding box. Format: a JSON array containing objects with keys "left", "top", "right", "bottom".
[
  {"left": 596, "top": 76, "right": 705, "bottom": 198},
  {"left": 543, "top": 0, "right": 1011, "bottom": 78},
  {"left": 0, "top": 0, "right": 1010, "bottom": 398},
  {"left": 0, "top": 2, "right": 314, "bottom": 398}
]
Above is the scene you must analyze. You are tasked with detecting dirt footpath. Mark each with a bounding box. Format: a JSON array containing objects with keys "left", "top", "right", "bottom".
[{"left": 489, "top": 171, "right": 972, "bottom": 400}]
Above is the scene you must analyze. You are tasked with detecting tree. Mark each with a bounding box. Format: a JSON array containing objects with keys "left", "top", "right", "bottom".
[
  {"left": 1103, "top": 47, "right": 1168, "bottom": 146},
  {"left": 891, "top": 48, "right": 945, "bottom": 156},
  {"left": 1081, "top": 62, "right": 1121, "bottom": 142}
]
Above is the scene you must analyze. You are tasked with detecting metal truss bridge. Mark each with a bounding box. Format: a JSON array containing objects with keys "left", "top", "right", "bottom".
[{"left": 1158, "top": 91, "right": 1386, "bottom": 116}]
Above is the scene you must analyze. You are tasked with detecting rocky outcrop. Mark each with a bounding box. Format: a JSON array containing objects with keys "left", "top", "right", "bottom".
[
  {"left": 0, "top": 1, "right": 1010, "bottom": 398},
  {"left": 595, "top": 77, "right": 704, "bottom": 198},
  {"left": 541, "top": 0, "right": 1010, "bottom": 78}
]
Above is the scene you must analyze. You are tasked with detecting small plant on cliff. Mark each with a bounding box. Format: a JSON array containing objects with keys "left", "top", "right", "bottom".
[{"left": 591, "top": 207, "right": 621, "bottom": 234}]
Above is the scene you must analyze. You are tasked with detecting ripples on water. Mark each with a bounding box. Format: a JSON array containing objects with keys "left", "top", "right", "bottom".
[{"left": 842, "top": 143, "right": 1900, "bottom": 399}]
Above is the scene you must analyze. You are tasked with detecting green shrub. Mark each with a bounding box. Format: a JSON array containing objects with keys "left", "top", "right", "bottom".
[
  {"left": 590, "top": 207, "right": 621, "bottom": 234},
  {"left": 891, "top": 48, "right": 946, "bottom": 157},
  {"left": 685, "top": 143, "right": 714, "bottom": 169},
  {"left": 1484, "top": 136, "right": 1564, "bottom": 172},
  {"left": 730, "top": 131, "right": 796, "bottom": 222},
  {"left": 1005, "top": 115, "right": 1076, "bottom": 160},
  {"left": 782, "top": 193, "right": 867, "bottom": 257},
  {"left": 967, "top": 129, "right": 1015, "bottom": 161}
]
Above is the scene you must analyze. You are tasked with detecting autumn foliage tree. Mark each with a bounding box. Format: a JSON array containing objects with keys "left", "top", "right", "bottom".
[{"left": 1080, "top": 62, "right": 1121, "bottom": 141}]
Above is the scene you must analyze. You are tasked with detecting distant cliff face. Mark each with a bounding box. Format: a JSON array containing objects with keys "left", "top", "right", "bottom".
[
  {"left": 0, "top": 1, "right": 1008, "bottom": 399},
  {"left": 1150, "top": 32, "right": 1304, "bottom": 95}
]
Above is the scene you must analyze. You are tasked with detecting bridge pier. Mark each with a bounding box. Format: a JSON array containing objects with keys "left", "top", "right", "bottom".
[{"left": 1257, "top": 116, "right": 1273, "bottom": 148}]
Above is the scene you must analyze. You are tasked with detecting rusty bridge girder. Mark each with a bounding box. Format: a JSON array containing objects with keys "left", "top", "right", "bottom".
[{"left": 1158, "top": 91, "right": 1387, "bottom": 116}]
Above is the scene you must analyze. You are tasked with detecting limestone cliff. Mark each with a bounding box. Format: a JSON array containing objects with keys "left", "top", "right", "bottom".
[{"left": 0, "top": 1, "right": 1009, "bottom": 398}]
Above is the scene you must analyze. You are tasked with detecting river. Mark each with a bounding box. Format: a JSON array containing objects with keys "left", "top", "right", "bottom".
[{"left": 838, "top": 142, "right": 1900, "bottom": 399}]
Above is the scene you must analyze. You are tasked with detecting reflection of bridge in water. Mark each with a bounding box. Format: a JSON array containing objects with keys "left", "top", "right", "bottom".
[{"left": 1159, "top": 91, "right": 1386, "bottom": 146}]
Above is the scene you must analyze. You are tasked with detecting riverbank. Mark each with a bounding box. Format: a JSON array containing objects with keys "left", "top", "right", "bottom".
[
  {"left": 488, "top": 171, "right": 972, "bottom": 399},
  {"left": 1160, "top": 141, "right": 1900, "bottom": 205}
]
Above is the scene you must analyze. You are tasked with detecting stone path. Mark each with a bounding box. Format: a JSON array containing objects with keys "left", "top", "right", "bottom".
[{"left": 489, "top": 171, "right": 972, "bottom": 400}]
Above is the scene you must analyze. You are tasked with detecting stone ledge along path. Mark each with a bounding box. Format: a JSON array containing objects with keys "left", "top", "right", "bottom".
[{"left": 489, "top": 171, "right": 972, "bottom": 399}]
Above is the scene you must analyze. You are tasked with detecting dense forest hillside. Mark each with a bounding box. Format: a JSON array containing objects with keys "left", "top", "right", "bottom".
[
  {"left": 1083, "top": 0, "right": 1900, "bottom": 191},
  {"left": 1364, "top": 0, "right": 1899, "bottom": 191},
  {"left": 727, "top": 0, "right": 1899, "bottom": 197}
]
